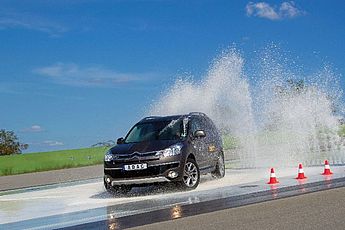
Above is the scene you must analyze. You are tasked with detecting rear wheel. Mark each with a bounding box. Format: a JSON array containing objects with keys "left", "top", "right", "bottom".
[
  {"left": 179, "top": 158, "right": 200, "bottom": 190},
  {"left": 212, "top": 153, "right": 225, "bottom": 178}
]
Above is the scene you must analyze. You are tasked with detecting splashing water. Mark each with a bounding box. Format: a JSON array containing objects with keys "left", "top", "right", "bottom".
[{"left": 150, "top": 48, "right": 345, "bottom": 168}]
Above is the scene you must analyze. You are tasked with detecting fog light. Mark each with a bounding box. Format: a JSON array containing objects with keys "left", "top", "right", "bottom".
[
  {"left": 168, "top": 171, "right": 178, "bottom": 179},
  {"left": 106, "top": 177, "right": 111, "bottom": 183}
]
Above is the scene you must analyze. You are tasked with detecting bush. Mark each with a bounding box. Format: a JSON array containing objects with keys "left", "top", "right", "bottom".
[
  {"left": 339, "top": 125, "right": 345, "bottom": 137},
  {"left": 0, "top": 129, "right": 28, "bottom": 156}
]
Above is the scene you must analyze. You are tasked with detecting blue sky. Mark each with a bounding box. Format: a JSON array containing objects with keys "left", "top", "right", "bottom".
[{"left": 1, "top": 0, "right": 344, "bottom": 152}]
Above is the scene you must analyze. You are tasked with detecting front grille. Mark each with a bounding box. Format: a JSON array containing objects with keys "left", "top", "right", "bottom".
[
  {"left": 105, "top": 163, "right": 179, "bottom": 179},
  {"left": 117, "top": 151, "right": 156, "bottom": 158},
  {"left": 114, "top": 151, "right": 159, "bottom": 162}
]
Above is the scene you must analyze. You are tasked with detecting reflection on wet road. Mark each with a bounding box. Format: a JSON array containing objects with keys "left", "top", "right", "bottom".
[{"left": 1, "top": 166, "right": 345, "bottom": 229}]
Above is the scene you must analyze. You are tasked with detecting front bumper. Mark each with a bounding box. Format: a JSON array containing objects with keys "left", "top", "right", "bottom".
[
  {"left": 104, "top": 160, "right": 182, "bottom": 185},
  {"left": 109, "top": 176, "right": 170, "bottom": 185}
]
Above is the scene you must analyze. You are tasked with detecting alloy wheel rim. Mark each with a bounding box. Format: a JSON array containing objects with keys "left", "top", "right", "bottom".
[{"left": 183, "top": 162, "right": 198, "bottom": 187}]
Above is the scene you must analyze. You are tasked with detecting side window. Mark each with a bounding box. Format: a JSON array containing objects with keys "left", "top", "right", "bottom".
[
  {"left": 190, "top": 117, "right": 205, "bottom": 134},
  {"left": 204, "top": 117, "right": 218, "bottom": 140}
]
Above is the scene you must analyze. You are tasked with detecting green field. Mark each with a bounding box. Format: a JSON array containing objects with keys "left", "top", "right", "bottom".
[
  {"left": 0, "top": 147, "right": 107, "bottom": 176},
  {"left": 1, "top": 127, "right": 343, "bottom": 176},
  {"left": 1, "top": 136, "right": 235, "bottom": 176},
  {"left": 339, "top": 125, "right": 345, "bottom": 137},
  {"left": 222, "top": 135, "right": 239, "bottom": 150}
]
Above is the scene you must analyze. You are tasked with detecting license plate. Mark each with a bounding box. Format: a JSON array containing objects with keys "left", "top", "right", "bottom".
[{"left": 123, "top": 163, "right": 148, "bottom": 171}]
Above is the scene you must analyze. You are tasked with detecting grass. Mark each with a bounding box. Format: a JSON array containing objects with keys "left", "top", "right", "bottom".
[
  {"left": 2, "top": 126, "right": 343, "bottom": 176},
  {"left": 338, "top": 125, "right": 345, "bottom": 137},
  {"left": 222, "top": 135, "right": 239, "bottom": 150},
  {"left": 0, "top": 136, "right": 235, "bottom": 176},
  {"left": 0, "top": 147, "right": 107, "bottom": 176}
]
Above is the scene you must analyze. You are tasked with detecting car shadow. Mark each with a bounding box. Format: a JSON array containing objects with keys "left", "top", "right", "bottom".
[
  {"left": 90, "top": 183, "right": 181, "bottom": 199},
  {"left": 90, "top": 175, "right": 215, "bottom": 199}
]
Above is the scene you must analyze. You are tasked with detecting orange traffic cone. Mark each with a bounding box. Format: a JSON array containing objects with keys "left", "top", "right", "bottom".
[
  {"left": 268, "top": 168, "right": 279, "bottom": 184},
  {"left": 296, "top": 163, "right": 307, "bottom": 180},
  {"left": 322, "top": 160, "right": 333, "bottom": 175}
]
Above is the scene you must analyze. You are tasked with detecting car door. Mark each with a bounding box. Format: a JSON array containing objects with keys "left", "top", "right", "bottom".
[
  {"left": 189, "top": 117, "right": 208, "bottom": 169},
  {"left": 203, "top": 117, "right": 220, "bottom": 165}
]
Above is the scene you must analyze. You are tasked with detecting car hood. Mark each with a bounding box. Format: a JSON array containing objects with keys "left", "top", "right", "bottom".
[{"left": 109, "top": 140, "right": 181, "bottom": 155}]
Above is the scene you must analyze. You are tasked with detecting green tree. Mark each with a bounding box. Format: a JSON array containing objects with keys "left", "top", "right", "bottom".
[{"left": 0, "top": 129, "right": 28, "bottom": 156}]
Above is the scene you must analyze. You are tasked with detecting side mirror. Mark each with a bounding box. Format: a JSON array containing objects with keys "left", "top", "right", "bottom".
[
  {"left": 194, "top": 130, "right": 206, "bottom": 138},
  {"left": 117, "top": 137, "right": 124, "bottom": 144}
]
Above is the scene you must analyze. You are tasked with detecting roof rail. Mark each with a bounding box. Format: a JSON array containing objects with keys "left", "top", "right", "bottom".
[
  {"left": 188, "top": 112, "right": 206, "bottom": 116},
  {"left": 140, "top": 116, "right": 161, "bottom": 121}
]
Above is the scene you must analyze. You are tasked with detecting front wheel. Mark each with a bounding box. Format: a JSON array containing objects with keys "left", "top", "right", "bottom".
[
  {"left": 211, "top": 153, "right": 225, "bottom": 179},
  {"left": 179, "top": 158, "right": 200, "bottom": 190}
]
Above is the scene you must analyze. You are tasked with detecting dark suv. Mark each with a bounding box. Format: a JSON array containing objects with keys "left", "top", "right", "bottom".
[{"left": 104, "top": 112, "right": 225, "bottom": 193}]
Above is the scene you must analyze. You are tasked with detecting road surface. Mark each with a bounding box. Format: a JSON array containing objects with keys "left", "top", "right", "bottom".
[
  {"left": 130, "top": 186, "right": 345, "bottom": 230},
  {"left": 1, "top": 165, "right": 345, "bottom": 229}
]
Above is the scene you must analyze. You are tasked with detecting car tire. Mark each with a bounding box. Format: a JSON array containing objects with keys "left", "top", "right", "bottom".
[
  {"left": 179, "top": 158, "right": 200, "bottom": 190},
  {"left": 104, "top": 179, "right": 111, "bottom": 190},
  {"left": 211, "top": 152, "right": 225, "bottom": 179}
]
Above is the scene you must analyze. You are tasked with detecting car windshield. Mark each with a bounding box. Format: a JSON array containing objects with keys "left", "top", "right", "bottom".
[{"left": 125, "top": 118, "right": 188, "bottom": 143}]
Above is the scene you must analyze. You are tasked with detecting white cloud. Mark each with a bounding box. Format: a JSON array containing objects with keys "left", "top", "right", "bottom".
[
  {"left": 246, "top": 1, "right": 305, "bottom": 20},
  {"left": 280, "top": 1, "right": 302, "bottom": 18},
  {"left": 42, "top": 140, "right": 64, "bottom": 146},
  {"left": 34, "top": 63, "right": 152, "bottom": 87},
  {"left": 21, "top": 125, "right": 45, "bottom": 133},
  {"left": 0, "top": 12, "right": 67, "bottom": 36},
  {"left": 27, "top": 140, "right": 64, "bottom": 147},
  {"left": 246, "top": 2, "right": 279, "bottom": 20}
]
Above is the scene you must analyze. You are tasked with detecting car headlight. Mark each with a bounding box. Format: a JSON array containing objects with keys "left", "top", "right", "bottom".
[
  {"left": 104, "top": 150, "right": 114, "bottom": 162},
  {"left": 156, "top": 143, "right": 183, "bottom": 157}
]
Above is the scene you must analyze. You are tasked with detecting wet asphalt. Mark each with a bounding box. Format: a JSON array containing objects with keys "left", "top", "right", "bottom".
[
  {"left": 59, "top": 176, "right": 345, "bottom": 230},
  {"left": 129, "top": 186, "right": 345, "bottom": 230},
  {"left": 1, "top": 165, "right": 345, "bottom": 229}
]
